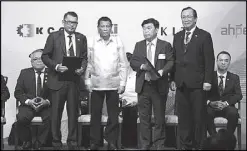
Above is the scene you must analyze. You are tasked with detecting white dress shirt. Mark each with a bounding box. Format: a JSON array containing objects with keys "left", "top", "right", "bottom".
[
  {"left": 120, "top": 68, "right": 137, "bottom": 105},
  {"left": 217, "top": 71, "right": 227, "bottom": 90},
  {"left": 64, "top": 30, "right": 76, "bottom": 56},
  {"left": 146, "top": 37, "right": 157, "bottom": 66},
  {"left": 184, "top": 25, "right": 196, "bottom": 44},
  {"left": 85, "top": 35, "right": 128, "bottom": 90},
  {"left": 25, "top": 68, "right": 50, "bottom": 105},
  {"left": 207, "top": 71, "right": 229, "bottom": 106}
]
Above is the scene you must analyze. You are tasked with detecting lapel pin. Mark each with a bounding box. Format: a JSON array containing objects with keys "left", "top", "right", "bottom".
[
  {"left": 227, "top": 78, "right": 229, "bottom": 80},
  {"left": 77, "top": 38, "right": 80, "bottom": 41}
]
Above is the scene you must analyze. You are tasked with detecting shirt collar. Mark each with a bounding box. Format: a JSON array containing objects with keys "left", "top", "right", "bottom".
[
  {"left": 185, "top": 25, "right": 196, "bottom": 35},
  {"left": 146, "top": 37, "right": 158, "bottom": 46},
  {"left": 217, "top": 71, "right": 227, "bottom": 78},
  {"left": 34, "top": 68, "right": 45, "bottom": 73},
  {"left": 64, "top": 30, "right": 75, "bottom": 38},
  {"left": 96, "top": 34, "right": 114, "bottom": 43}
]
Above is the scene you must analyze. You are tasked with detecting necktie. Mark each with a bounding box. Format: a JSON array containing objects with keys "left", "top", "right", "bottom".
[
  {"left": 218, "top": 75, "right": 224, "bottom": 96},
  {"left": 185, "top": 31, "right": 191, "bottom": 44},
  {"left": 145, "top": 42, "right": 152, "bottom": 81},
  {"left": 68, "top": 35, "right": 75, "bottom": 57},
  {"left": 37, "top": 71, "right": 42, "bottom": 97}
]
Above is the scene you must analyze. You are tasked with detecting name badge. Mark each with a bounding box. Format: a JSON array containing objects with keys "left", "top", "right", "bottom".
[{"left": 158, "top": 54, "right": 166, "bottom": 59}]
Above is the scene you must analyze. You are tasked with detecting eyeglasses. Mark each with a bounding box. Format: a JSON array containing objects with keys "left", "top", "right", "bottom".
[
  {"left": 64, "top": 20, "right": 78, "bottom": 25},
  {"left": 98, "top": 25, "right": 112, "bottom": 29},
  {"left": 181, "top": 16, "right": 194, "bottom": 19},
  {"left": 32, "top": 58, "right": 42, "bottom": 61}
]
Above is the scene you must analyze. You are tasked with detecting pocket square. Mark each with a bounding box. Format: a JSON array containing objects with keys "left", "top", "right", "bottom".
[{"left": 158, "top": 54, "right": 166, "bottom": 59}]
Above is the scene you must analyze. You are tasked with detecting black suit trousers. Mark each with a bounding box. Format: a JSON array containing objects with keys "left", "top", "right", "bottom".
[
  {"left": 16, "top": 105, "right": 51, "bottom": 144},
  {"left": 50, "top": 81, "right": 79, "bottom": 147},
  {"left": 121, "top": 106, "right": 138, "bottom": 148},
  {"left": 207, "top": 105, "right": 239, "bottom": 135},
  {"left": 138, "top": 81, "right": 166, "bottom": 148},
  {"left": 176, "top": 84, "right": 207, "bottom": 149},
  {"left": 90, "top": 90, "right": 120, "bottom": 146}
]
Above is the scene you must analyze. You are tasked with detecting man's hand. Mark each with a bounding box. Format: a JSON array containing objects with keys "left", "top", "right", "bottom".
[
  {"left": 57, "top": 64, "right": 68, "bottom": 73},
  {"left": 158, "top": 69, "right": 163, "bottom": 77},
  {"left": 75, "top": 67, "right": 84, "bottom": 76},
  {"left": 203, "top": 82, "right": 212, "bottom": 91},
  {"left": 141, "top": 63, "right": 151, "bottom": 71},
  {"left": 170, "top": 81, "right": 176, "bottom": 91},
  {"left": 35, "top": 97, "right": 49, "bottom": 112},
  {"left": 27, "top": 98, "right": 41, "bottom": 110},
  {"left": 86, "top": 84, "right": 93, "bottom": 93},
  {"left": 217, "top": 101, "right": 228, "bottom": 110},
  {"left": 117, "top": 86, "right": 125, "bottom": 94},
  {"left": 81, "top": 101, "right": 87, "bottom": 107},
  {"left": 209, "top": 101, "right": 222, "bottom": 111}
]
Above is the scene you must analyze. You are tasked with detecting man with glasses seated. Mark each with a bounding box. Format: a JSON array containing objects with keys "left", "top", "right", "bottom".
[{"left": 15, "top": 49, "right": 51, "bottom": 150}]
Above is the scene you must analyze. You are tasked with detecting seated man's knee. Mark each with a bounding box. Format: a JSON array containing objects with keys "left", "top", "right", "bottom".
[
  {"left": 226, "top": 106, "right": 238, "bottom": 118},
  {"left": 207, "top": 106, "right": 215, "bottom": 117},
  {"left": 17, "top": 115, "right": 31, "bottom": 125}
]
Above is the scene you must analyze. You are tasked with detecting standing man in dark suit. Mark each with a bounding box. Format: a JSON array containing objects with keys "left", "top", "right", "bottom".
[
  {"left": 207, "top": 51, "right": 242, "bottom": 135},
  {"left": 130, "top": 18, "right": 174, "bottom": 150},
  {"left": 170, "top": 7, "right": 215, "bottom": 150},
  {"left": 15, "top": 49, "right": 51, "bottom": 150},
  {"left": 41, "top": 11, "right": 87, "bottom": 150}
]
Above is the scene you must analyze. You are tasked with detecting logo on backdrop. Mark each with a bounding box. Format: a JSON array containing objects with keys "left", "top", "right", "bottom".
[
  {"left": 17, "top": 24, "right": 63, "bottom": 38},
  {"left": 17, "top": 24, "right": 35, "bottom": 37},
  {"left": 17, "top": 24, "right": 118, "bottom": 38},
  {"left": 220, "top": 24, "right": 246, "bottom": 38}
]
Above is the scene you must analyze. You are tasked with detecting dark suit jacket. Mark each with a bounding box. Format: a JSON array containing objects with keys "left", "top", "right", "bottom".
[
  {"left": 1, "top": 75, "right": 10, "bottom": 102},
  {"left": 130, "top": 38, "right": 174, "bottom": 94},
  {"left": 14, "top": 68, "right": 50, "bottom": 105},
  {"left": 172, "top": 27, "right": 215, "bottom": 88},
  {"left": 41, "top": 29, "right": 88, "bottom": 90},
  {"left": 207, "top": 71, "right": 243, "bottom": 106}
]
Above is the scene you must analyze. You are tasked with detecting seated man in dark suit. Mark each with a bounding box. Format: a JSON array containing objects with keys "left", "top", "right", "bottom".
[
  {"left": 14, "top": 49, "right": 51, "bottom": 150},
  {"left": 206, "top": 51, "right": 243, "bottom": 135},
  {"left": 120, "top": 52, "right": 138, "bottom": 149}
]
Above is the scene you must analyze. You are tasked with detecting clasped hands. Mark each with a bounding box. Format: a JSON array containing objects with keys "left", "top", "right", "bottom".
[
  {"left": 28, "top": 97, "right": 49, "bottom": 112},
  {"left": 57, "top": 64, "right": 84, "bottom": 76},
  {"left": 209, "top": 101, "right": 228, "bottom": 111},
  {"left": 142, "top": 63, "right": 164, "bottom": 77}
]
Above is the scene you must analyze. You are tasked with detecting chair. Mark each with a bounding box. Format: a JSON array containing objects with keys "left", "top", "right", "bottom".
[
  {"left": 1, "top": 76, "right": 8, "bottom": 149},
  {"left": 213, "top": 101, "right": 242, "bottom": 150},
  {"left": 78, "top": 92, "right": 123, "bottom": 148},
  {"left": 15, "top": 100, "right": 43, "bottom": 149}
]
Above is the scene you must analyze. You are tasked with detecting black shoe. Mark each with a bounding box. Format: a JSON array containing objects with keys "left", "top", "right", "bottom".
[
  {"left": 108, "top": 143, "right": 118, "bottom": 150},
  {"left": 89, "top": 144, "right": 99, "bottom": 150},
  {"left": 53, "top": 146, "right": 63, "bottom": 150},
  {"left": 33, "top": 141, "right": 43, "bottom": 150},
  {"left": 22, "top": 141, "right": 32, "bottom": 150},
  {"left": 67, "top": 141, "right": 78, "bottom": 150},
  {"left": 157, "top": 144, "right": 165, "bottom": 150},
  {"left": 68, "top": 145, "right": 78, "bottom": 150},
  {"left": 140, "top": 146, "right": 150, "bottom": 150}
]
